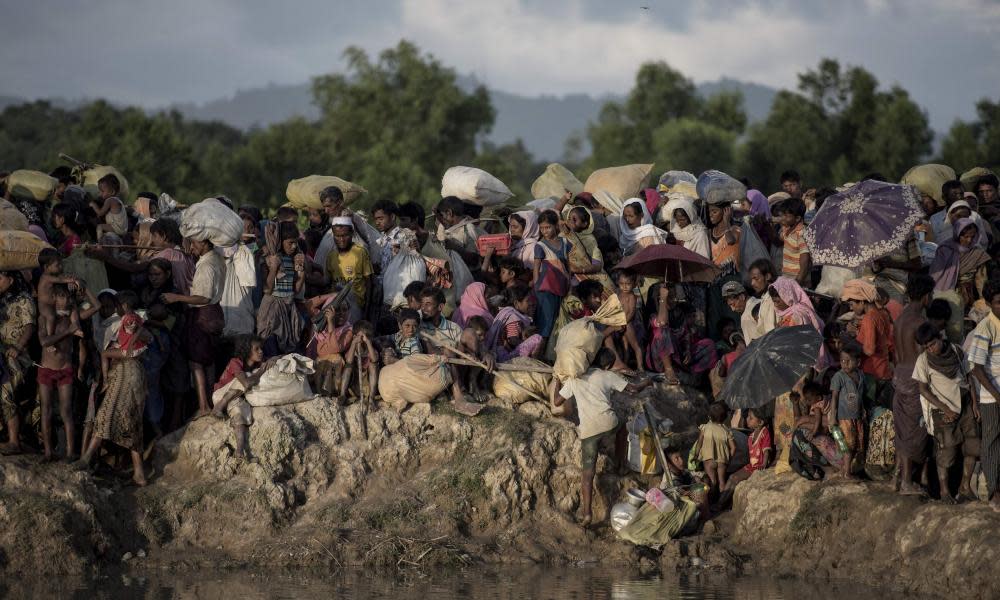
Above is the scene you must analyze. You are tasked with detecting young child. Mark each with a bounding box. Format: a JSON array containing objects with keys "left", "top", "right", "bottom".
[
  {"left": 499, "top": 256, "right": 526, "bottom": 290},
  {"left": 402, "top": 281, "right": 426, "bottom": 312},
  {"left": 388, "top": 309, "right": 423, "bottom": 359},
  {"left": 696, "top": 402, "right": 736, "bottom": 492},
  {"left": 829, "top": 343, "right": 866, "bottom": 477},
  {"left": 313, "top": 302, "right": 353, "bottom": 398},
  {"left": 611, "top": 269, "right": 644, "bottom": 372},
  {"left": 212, "top": 335, "right": 271, "bottom": 463},
  {"left": 37, "top": 284, "right": 84, "bottom": 462},
  {"left": 90, "top": 174, "right": 128, "bottom": 238},
  {"left": 342, "top": 320, "right": 377, "bottom": 404},
  {"left": 37, "top": 248, "right": 81, "bottom": 320},
  {"left": 51, "top": 204, "right": 84, "bottom": 256},
  {"left": 721, "top": 408, "right": 772, "bottom": 498},
  {"left": 460, "top": 315, "right": 494, "bottom": 401},
  {"left": 553, "top": 348, "right": 653, "bottom": 526}
]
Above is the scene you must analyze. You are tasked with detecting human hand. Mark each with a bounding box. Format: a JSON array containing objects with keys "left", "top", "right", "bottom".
[
  {"left": 294, "top": 253, "right": 305, "bottom": 272},
  {"left": 483, "top": 353, "right": 496, "bottom": 373},
  {"left": 659, "top": 285, "right": 670, "bottom": 302},
  {"left": 4, "top": 348, "right": 17, "bottom": 361},
  {"left": 943, "top": 408, "right": 959, "bottom": 423},
  {"left": 160, "top": 293, "right": 181, "bottom": 304},
  {"left": 266, "top": 254, "right": 281, "bottom": 271}
]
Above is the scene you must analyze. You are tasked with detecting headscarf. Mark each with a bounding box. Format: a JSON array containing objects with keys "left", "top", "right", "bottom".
[
  {"left": 926, "top": 335, "right": 962, "bottom": 379},
  {"left": 510, "top": 210, "right": 539, "bottom": 268},
  {"left": 27, "top": 224, "right": 49, "bottom": 244},
  {"left": 944, "top": 201, "right": 989, "bottom": 247},
  {"left": 642, "top": 188, "right": 660, "bottom": 219},
  {"left": 453, "top": 282, "right": 494, "bottom": 329},
  {"left": 747, "top": 190, "right": 770, "bottom": 218},
  {"left": 840, "top": 279, "right": 878, "bottom": 303},
  {"left": 618, "top": 198, "right": 665, "bottom": 256},
  {"left": 117, "top": 312, "right": 147, "bottom": 353},
  {"left": 771, "top": 277, "right": 825, "bottom": 339},
  {"left": 930, "top": 218, "right": 991, "bottom": 291},
  {"left": 486, "top": 305, "right": 533, "bottom": 351},
  {"left": 661, "top": 194, "right": 711, "bottom": 259}
]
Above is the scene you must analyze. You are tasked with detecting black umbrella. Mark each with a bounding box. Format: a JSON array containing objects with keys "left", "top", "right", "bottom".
[{"left": 718, "top": 325, "right": 822, "bottom": 409}]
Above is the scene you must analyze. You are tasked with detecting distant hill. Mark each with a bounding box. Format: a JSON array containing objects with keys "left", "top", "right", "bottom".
[{"left": 0, "top": 77, "right": 779, "bottom": 161}]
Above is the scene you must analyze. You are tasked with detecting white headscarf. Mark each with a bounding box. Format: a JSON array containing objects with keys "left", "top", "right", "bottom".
[
  {"left": 661, "top": 194, "right": 711, "bottom": 259},
  {"left": 945, "top": 200, "right": 990, "bottom": 249},
  {"left": 618, "top": 197, "right": 665, "bottom": 256}
]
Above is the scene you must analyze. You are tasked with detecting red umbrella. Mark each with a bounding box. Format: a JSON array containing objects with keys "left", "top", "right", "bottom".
[{"left": 614, "top": 243, "right": 720, "bottom": 283}]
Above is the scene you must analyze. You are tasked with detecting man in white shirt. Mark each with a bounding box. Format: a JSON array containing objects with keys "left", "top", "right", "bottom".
[
  {"left": 555, "top": 349, "right": 652, "bottom": 526},
  {"left": 968, "top": 280, "right": 1000, "bottom": 512}
]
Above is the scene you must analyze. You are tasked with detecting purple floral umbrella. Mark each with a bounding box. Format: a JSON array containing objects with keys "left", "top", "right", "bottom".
[{"left": 803, "top": 180, "right": 923, "bottom": 268}]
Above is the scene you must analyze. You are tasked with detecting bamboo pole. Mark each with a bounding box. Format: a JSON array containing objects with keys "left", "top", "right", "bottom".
[{"left": 422, "top": 333, "right": 548, "bottom": 403}]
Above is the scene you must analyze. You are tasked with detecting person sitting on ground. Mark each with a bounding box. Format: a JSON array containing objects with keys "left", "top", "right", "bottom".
[
  {"left": 37, "top": 284, "right": 84, "bottom": 462},
  {"left": 418, "top": 286, "right": 483, "bottom": 416},
  {"left": 313, "top": 301, "right": 353, "bottom": 398},
  {"left": 459, "top": 315, "right": 495, "bottom": 402},
  {"left": 553, "top": 348, "right": 653, "bottom": 527},
  {"left": 716, "top": 408, "right": 772, "bottom": 508},
  {"left": 913, "top": 323, "right": 980, "bottom": 503},
  {"left": 485, "top": 284, "right": 544, "bottom": 362},
  {"left": 212, "top": 335, "right": 274, "bottom": 463},
  {"left": 695, "top": 402, "right": 737, "bottom": 493},
  {"left": 794, "top": 382, "right": 849, "bottom": 474},
  {"left": 829, "top": 343, "right": 867, "bottom": 478},
  {"left": 386, "top": 308, "right": 423, "bottom": 360}
]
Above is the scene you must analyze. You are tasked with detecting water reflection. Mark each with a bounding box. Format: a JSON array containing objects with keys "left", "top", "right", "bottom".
[{"left": 3, "top": 567, "right": 896, "bottom": 599}]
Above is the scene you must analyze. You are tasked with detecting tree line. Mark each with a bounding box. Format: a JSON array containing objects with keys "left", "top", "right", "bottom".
[{"left": 1, "top": 41, "right": 997, "bottom": 211}]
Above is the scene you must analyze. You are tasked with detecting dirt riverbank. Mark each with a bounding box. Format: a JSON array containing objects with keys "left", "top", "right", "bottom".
[{"left": 1, "top": 385, "right": 996, "bottom": 598}]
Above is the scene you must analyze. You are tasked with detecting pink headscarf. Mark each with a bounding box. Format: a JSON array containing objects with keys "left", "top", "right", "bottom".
[
  {"left": 452, "top": 282, "right": 494, "bottom": 329},
  {"left": 642, "top": 188, "right": 660, "bottom": 219},
  {"left": 770, "top": 276, "right": 829, "bottom": 368}
]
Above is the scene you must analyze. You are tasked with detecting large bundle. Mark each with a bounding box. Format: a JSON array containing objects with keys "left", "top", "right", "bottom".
[
  {"left": 900, "top": 164, "right": 956, "bottom": 205},
  {"left": 286, "top": 175, "right": 367, "bottom": 210},
  {"left": 696, "top": 170, "right": 746, "bottom": 206},
  {"left": 180, "top": 198, "right": 245, "bottom": 247},
  {"left": 553, "top": 294, "right": 627, "bottom": 382},
  {"left": 245, "top": 354, "right": 316, "bottom": 407},
  {"left": 0, "top": 199, "right": 29, "bottom": 231},
  {"left": 584, "top": 164, "right": 654, "bottom": 200},
  {"left": 383, "top": 252, "right": 426, "bottom": 310},
  {"left": 493, "top": 357, "right": 551, "bottom": 404},
  {"left": 441, "top": 166, "right": 513, "bottom": 207},
  {"left": 531, "top": 163, "right": 584, "bottom": 200},
  {"left": 378, "top": 354, "right": 453, "bottom": 411},
  {"left": 961, "top": 167, "right": 994, "bottom": 192},
  {"left": 80, "top": 165, "right": 130, "bottom": 202},
  {"left": 657, "top": 170, "right": 697, "bottom": 192},
  {"left": 4, "top": 170, "right": 57, "bottom": 203},
  {"left": 0, "top": 230, "right": 53, "bottom": 270}
]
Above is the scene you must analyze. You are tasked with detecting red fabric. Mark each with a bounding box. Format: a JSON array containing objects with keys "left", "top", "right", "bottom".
[
  {"left": 37, "top": 366, "right": 73, "bottom": 387},
  {"left": 745, "top": 426, "right": 772, "bottom": 473},
  {"left": 857, "top": 309, "right": 894, "bottom": 380},
  {"left": 118, "top": 312, "right": 147, "bottom": 352},
  {"left": 59, "top": 234, "right": 82, "bottom": 256},
  {"left": 214, "top": 357, "right": 245, "bottom": 392},
  {"left": 642, "top": 188, "right": 660, "bottom": 218}
]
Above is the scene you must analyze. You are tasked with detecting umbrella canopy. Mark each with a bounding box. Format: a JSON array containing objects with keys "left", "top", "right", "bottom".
[
  {"left": 718, "top": 325, "right": 822, "bottom": 409},
  {"left": 803, "top": 180, "right": 923, "bottom": 268},
  {"left": 614, "top": 243, "right": 720, "bottom": 283}
]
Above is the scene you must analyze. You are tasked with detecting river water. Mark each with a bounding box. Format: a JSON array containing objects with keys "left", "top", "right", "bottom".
[{"left": 4, "top": 567, "right": 901, "bottom": 599}]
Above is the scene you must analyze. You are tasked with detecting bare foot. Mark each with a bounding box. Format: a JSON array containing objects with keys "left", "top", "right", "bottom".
[
  {"left": 452, "top": 398, "right": 485, "bottom": 416},
  {"left": 576, "top": 512, "right": 592, "bottom": 528},
  {"left": 990, "top": 496, "right": 1000, "bottom": 513},
  {"left": 898, "top": 481, "right": 925, "bottom": 496},
  {"left": 131, "top": 474, "right": 147, "bottom": 487},
  {"left": 0, "top": 442, "right": 23, "bottom": 456}
]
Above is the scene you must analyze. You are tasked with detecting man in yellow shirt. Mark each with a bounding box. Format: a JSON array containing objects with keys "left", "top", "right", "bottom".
[{"left": 326, "top": 217, "right": 372, "bottom": 311}]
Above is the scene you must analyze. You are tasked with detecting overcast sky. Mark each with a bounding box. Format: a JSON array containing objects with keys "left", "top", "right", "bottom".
[{"left": 2, "top": 0, "right": 998, "bottom": 130}]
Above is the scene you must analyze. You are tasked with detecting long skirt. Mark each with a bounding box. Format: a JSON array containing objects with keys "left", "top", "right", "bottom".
[
  {"left": 892, "top": 375, "right": 927, "bottom": 463},
  {"left": 256, "top": 294, "right": 305, "bottom": 355},
  {"left": 185, "top": 304, "right": 224, "bottom": 366},
  {"left": 94, "top": 358, "right": 146, "bottom": 450}
]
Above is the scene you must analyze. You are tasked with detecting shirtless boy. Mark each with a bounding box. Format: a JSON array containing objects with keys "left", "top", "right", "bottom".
[{"left": 37, "top": 284, "right": 84, "bottom": 461}]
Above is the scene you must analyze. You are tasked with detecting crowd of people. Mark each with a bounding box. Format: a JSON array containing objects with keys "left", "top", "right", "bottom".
[{"left": 1, "top": 164, "right": 999, "bottom": 528}]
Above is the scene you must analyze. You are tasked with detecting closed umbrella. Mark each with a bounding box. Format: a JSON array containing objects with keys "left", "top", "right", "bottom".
[
  {"left": 717, "top": 325, "right": 822, "bottom": 409},
  {"left": 803, "top": 180, "right": 923, "bottom": 268}
]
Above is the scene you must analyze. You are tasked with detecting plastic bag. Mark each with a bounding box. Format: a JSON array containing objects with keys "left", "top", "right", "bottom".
[
  {"left": 696, "top": 170, "right": 746, "bottom": 206},
  {"left": 5, "top": 170, "right": 57, "bottom": 202},
  {"left": 245, "top": 354, "right": 316, "bottom": 407},
  {"left": 610, "top": 502, "right": 639, "bottom": 533},
  {"left": 0, "top": 230, "right": 53, "bottom": 270},
  {"left": 738, "top": 218, "right": 770, "bottom": 283},
  {"left": 220, "top": 245, "right": 257, "bottom": 337},
  {"left": 383, "top": 252, "right": 426, "bottom": 310},
  {"left": 286, "top": 175, "right": 367, "bottom": 210},
  {"left": 441, "top": 166, "right": 513, "bottom": 207},
  {"left": 180, "top": 198, "right": 244, "bottom": 246},
  {"left": 584, "top": 164, "right": 654, "bottom": 200},
  {"left": 531, "top": 163, "right": 584, "bottom": 200}
]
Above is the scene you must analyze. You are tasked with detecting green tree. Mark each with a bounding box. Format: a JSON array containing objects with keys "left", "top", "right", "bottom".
[
  {"left": 857, "top": 86, "right": 932, "bottom": 179},
  {"left": 310, "top": 40, "right": 495, "bottom": 204},
  {"left": 939, "top": 121, "right": 984, "bottom": 173},
  {"left": 652, "top": 118, "right": 735, "bottom": 176},
  {"left": 699, "top": 90, "right": 747, "bottom": 134}
]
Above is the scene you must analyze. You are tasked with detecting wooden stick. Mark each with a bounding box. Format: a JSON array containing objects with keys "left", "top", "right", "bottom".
[
  {"left": 422, "top": 333, "right": 548, "bottom": 403},
  {"left": 443, "top": 358, "right": 552, "bottom": 374},
  {"left": 93, "top": 244, "right": 160, "bottom": 250}
]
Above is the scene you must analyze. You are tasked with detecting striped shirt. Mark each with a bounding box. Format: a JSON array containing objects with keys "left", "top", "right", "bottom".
[
  {"left": 968, "top": 315, "right": 1000, "bottom": 405},
  {"left": 781, "top": 222, "right": 808, "bottom": 279}
]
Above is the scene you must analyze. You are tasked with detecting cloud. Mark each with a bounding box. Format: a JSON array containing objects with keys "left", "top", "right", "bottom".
[{"left": 0, "top": 0, "right": 998, "bottom": 130}]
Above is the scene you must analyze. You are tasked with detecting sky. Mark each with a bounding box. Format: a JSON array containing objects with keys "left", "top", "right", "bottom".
[{"left": 2, "top": 0, "right": 999, "bottom": 131}]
